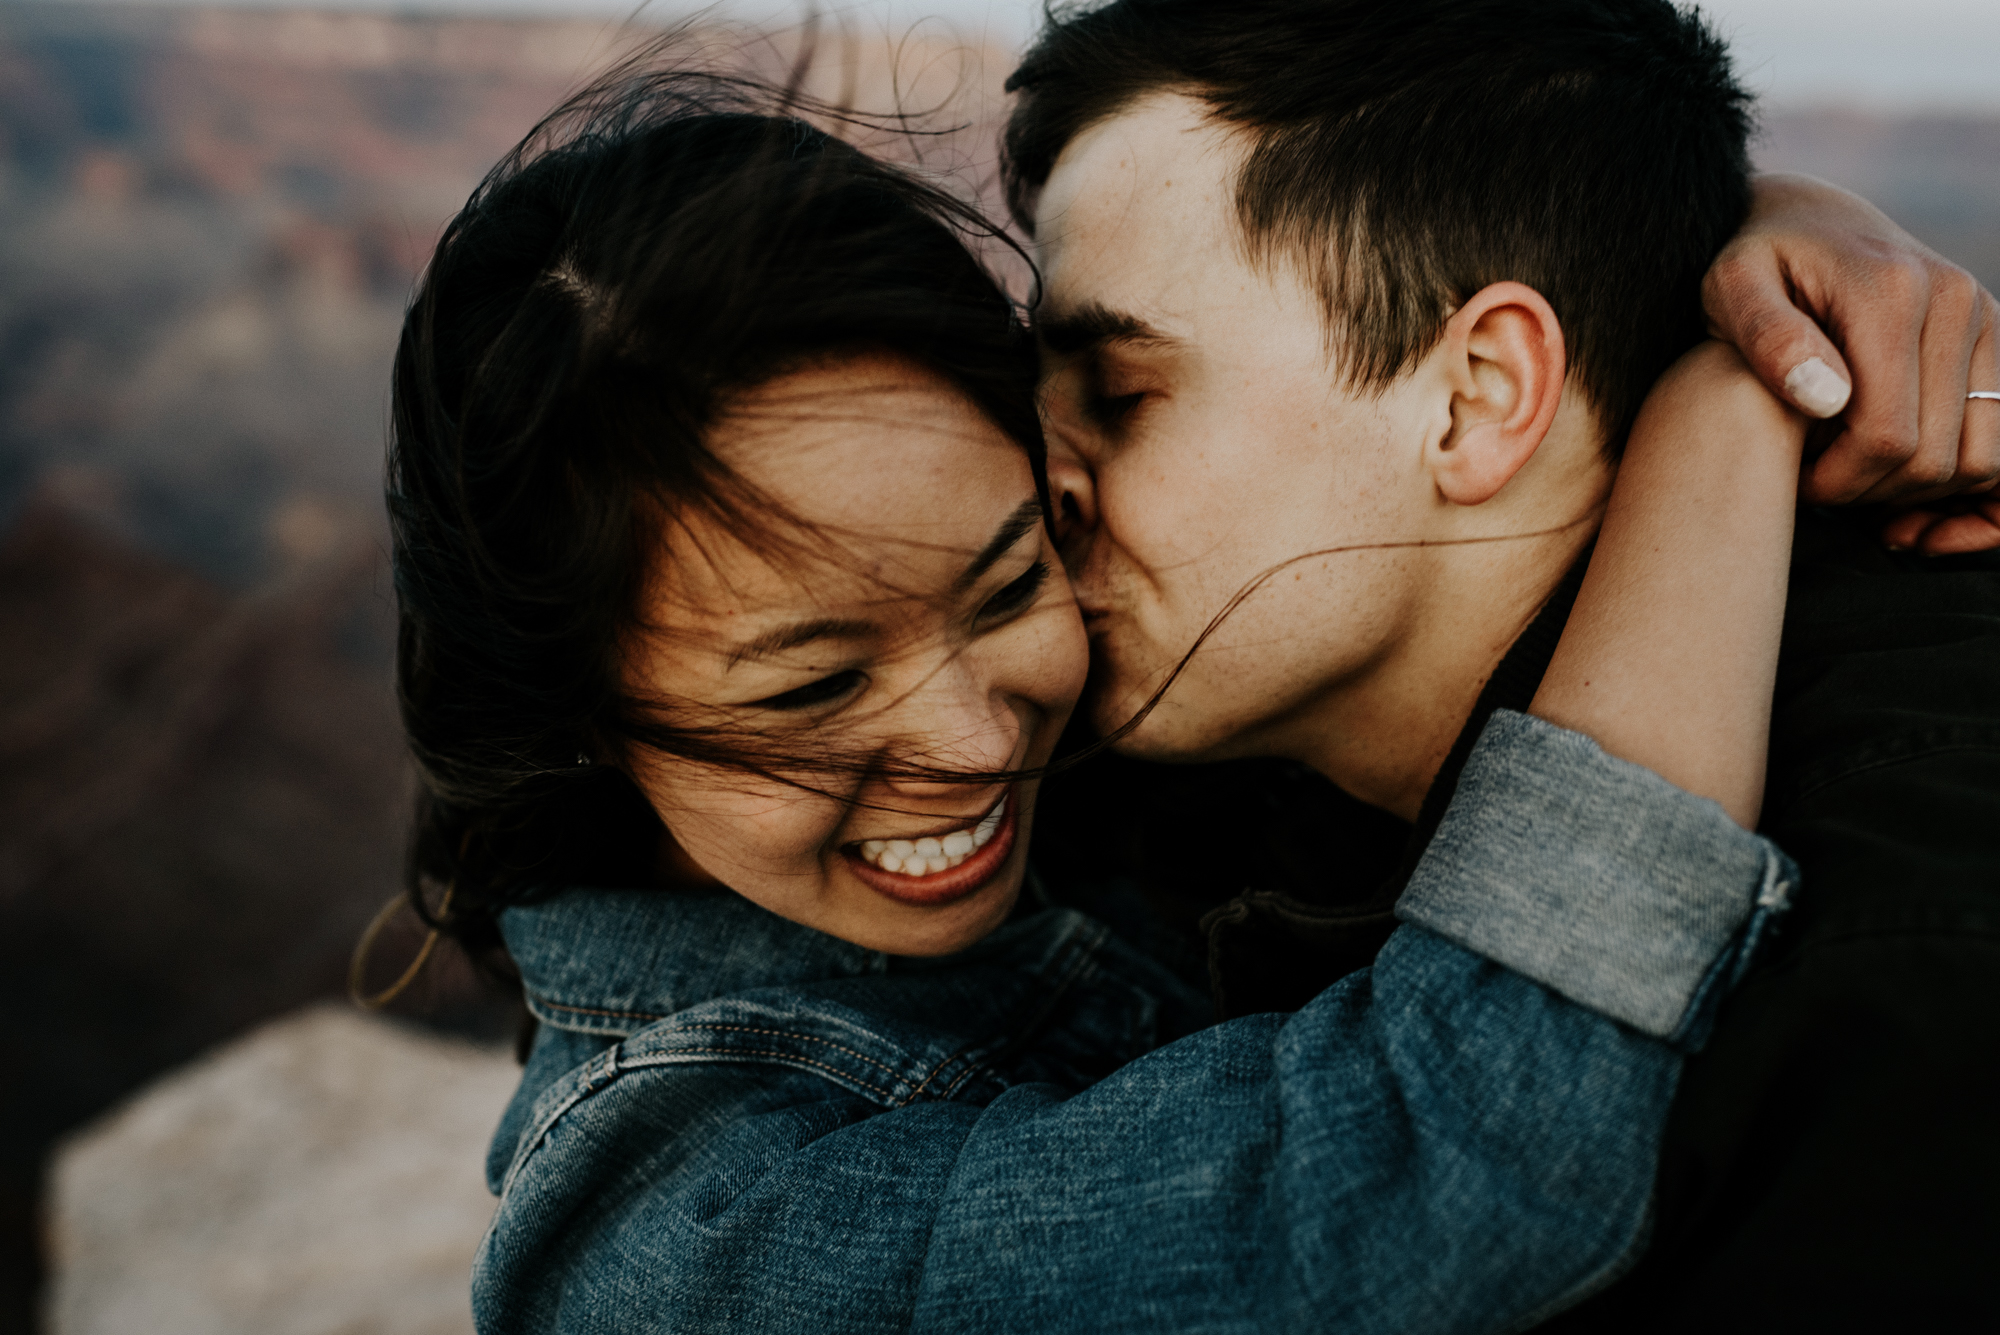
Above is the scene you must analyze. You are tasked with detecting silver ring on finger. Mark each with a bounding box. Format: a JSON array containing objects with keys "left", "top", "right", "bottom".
[{"left": 1970, "top": 391, "right": 2000, "bottom": 401}]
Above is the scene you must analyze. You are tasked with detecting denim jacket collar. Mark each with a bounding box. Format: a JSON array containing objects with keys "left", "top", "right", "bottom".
[
  {"left": 502, "top": 886, "right": 893, "bottom": 1037},
  {"left": 499, "top": 882, "right": 1215, "bottom": 1121},
  {"left": 500, "top": 880, "right": 1190, "bottom": 1042}
]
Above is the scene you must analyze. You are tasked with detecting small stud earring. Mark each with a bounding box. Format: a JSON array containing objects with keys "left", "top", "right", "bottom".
[{"left": 575, "top": 752, "right": 591, "bottom": 767}]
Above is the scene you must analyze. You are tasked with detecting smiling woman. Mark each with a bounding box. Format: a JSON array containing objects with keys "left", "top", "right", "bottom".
[
  {"left": 388, "top": 57, "right": 1057, "bottom": 966},
  {"left": 619, "top": 354, "right": 1083, "bottom": 954}
]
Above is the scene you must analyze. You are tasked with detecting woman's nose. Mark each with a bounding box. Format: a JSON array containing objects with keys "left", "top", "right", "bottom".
[{"left": 880, "top": 674, "right": 1023, "bottom": 797}]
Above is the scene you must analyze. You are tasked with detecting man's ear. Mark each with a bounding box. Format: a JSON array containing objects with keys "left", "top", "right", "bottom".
[{"left": 1429, "top": 282, "right": 1567, "bottom": 506}]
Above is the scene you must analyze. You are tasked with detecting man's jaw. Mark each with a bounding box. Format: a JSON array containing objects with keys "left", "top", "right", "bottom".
[{"left": 1078, "top": 596, "right": 1202, "bottom": 755}]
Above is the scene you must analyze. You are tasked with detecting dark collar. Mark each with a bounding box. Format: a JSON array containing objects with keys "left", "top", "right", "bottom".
[{"left": 1200, "top": 549, "right": 1591, "bottom": 1017}]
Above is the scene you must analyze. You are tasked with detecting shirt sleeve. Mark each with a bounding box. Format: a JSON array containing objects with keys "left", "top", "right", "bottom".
[
  {"left": 472, "top": 714, "right": 1795, "bottom": 1335},
  {"left": 1397, "top": 709, "right": 1794, "bottom": 1045}
]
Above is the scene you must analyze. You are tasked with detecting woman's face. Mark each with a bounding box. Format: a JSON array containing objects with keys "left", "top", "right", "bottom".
[{"left": 623, "top": 352, "right": 1088, "bottom": 956}]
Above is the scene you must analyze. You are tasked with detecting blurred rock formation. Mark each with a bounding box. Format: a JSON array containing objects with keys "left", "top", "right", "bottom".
[
  {"left": 0, "top": 485, "right": 512, "bottom": 1333},
  {"left": 43, "top": 1006, "right": 517, "bottom": 1335}
]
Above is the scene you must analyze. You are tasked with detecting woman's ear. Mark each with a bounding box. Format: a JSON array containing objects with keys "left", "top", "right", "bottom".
[{"left": 1429, "top": 282, "right": 1568, "bottom": 506}]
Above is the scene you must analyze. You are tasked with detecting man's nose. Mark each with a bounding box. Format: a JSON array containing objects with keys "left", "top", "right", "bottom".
[{"left": 1044, "top": 448, "right": 1100, "bottom": 555}]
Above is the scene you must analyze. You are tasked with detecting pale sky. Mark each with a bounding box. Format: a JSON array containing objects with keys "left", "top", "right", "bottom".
[{"left": 61, "top": 0, "right": 2000, "bottom": 110}]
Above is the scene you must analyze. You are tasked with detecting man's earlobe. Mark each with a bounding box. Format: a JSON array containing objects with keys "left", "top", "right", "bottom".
[{"left": 1430, "top": 282, "right": 1567, "bottom": 506}]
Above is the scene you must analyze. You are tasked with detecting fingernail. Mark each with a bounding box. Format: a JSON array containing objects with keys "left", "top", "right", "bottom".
[{"left": 1785, "top": 356, "right": 1851, "bottom": 418}]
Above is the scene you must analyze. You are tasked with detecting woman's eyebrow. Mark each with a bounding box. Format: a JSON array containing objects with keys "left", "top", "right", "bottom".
[
  {"left": 953, "top": 499, "right": 1045, "bottom": 594},
  {"left": 726, "top": 617, "right": 875, "bottom": 670},
  {"left": 725, "top": 501, "right": 1041, "bottom": 670}
]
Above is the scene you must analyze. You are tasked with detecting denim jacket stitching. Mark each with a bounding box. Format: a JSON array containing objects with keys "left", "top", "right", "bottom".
[
  {"left": 527, "top": 993, "right": 664, "bottom": 1026},
  {"left": 901, "top": 1042, "right": 990, "bottom": 1106},
  {"left": 908, "top": 1035, "right": 1019, "bottom": 1106},
  {"left": 496, "top": 909, "right": 1125, "bottom": 1214},
  {"left": 934, "top": 1055, "right": 992, "bottom": 1102},
  {"left": 916, "top": 917, "right": 1112, "bottom": 1105},
  {"left": 671, "top": 1023, "right": 912, "bottom": 1085},
  {"left": 495, "top": 1045, "right": 626, "bottom": 1205},
  {"left": 623, "top": 1046, "right": 902, "bottom": 1102}
]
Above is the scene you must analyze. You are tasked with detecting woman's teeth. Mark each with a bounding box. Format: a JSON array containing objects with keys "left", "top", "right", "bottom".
[{"left": 857, "top": 800, "right": 1005, "bottom": 877}]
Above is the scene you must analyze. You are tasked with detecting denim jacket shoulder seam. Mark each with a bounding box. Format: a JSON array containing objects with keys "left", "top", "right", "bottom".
[
  {"left": 496, "top": 1043, "right": 625, "bottom": 1206},
  {"left": 494, "top": 1035, "right": 904, "bottom": 1209}
]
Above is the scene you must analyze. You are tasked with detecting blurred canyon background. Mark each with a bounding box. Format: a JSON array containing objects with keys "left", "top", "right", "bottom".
[{"left": 0, "top": 0, "right": 1995, "bottom": 1331}]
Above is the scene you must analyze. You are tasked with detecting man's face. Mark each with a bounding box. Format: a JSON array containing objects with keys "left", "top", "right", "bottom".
[{"left": 1034, "top": 94, "right": 1454, "bottom": 765}]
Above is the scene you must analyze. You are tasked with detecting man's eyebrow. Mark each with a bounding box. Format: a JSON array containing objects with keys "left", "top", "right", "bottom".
[
  {"left": 953, "top": 499, "right": 1046, "bottom": 594},
  {"left": 1036, "top": 301, "right": 1177, "bottom": 356},
  {"left": 725, "top": 617, "right": 875, "bottom": 671}
]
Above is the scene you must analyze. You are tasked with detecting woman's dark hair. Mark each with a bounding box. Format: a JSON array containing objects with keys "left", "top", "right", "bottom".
[{"left": 387, "top": 55, "right": 1042, "bottom": 970}]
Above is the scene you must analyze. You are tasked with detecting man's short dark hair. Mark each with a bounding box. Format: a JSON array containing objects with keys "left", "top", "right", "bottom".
[{"left": 1004, "top": 0, "right": 1754, "bottom": 447}]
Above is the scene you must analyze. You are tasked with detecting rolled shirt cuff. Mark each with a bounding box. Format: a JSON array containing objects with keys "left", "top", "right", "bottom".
[{"left": 1396, "top": 709, "right": 1793, "bottom": 1046}]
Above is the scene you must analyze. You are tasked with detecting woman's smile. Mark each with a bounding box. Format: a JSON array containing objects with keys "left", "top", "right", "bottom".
[{"left": 842, "top": 790, "right": 1017, "bottom": 906}]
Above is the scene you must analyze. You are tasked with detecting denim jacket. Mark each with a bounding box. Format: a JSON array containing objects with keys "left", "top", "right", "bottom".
[{"left": 474, "top": 712, "right": 1795, "bottom": 1334}]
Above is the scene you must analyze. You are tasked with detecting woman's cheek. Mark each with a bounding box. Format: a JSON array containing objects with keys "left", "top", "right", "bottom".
[
  {"left": 642, "top": 770, "right": 849, "bottom": 892},
  {"left": 1056, "top": 603, "right": 1090, "bottom": 704},
  {"left": 1026, "top": 593, "right": 1091, "bottom": 721}
]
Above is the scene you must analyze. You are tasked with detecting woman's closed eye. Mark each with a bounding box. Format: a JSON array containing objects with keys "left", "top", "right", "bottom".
[
  {"left": 979, "top": 560, "right": 1049, "bottom": 623},
  {"left": 749, "top": 669, "right": 865, "bottom": 712}
]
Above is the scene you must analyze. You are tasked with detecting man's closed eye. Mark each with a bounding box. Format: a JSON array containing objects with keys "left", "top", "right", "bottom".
[{"left": 1090, "top": 390, "right": 1146, "bottom": 427}]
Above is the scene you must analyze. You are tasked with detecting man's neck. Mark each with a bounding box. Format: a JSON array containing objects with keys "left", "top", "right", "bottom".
[{"left": 1288, "top": 523, "right": 1598, "bottom": 821}]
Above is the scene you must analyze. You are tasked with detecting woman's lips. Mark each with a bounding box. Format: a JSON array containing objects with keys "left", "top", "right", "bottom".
[{"left": 842, "top": 792, "right": 1019, "bottom": 907}]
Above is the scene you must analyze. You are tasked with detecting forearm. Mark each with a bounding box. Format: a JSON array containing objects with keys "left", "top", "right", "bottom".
[{"left": 1530, "top": 342, "right": 1806, "bottom": 826}]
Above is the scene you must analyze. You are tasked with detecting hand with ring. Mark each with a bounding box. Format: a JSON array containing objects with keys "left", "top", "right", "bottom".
[
  {"left": 1702, "top": 174, "right": 2000, "bottom": 555},
  {"left": 1883, "top": 390, "right": 2000, "bottom": 555}
]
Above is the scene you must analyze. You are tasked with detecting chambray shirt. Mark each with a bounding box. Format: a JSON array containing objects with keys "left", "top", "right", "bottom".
[{"left": 473, "top": 712, "right": 1794, "bottom": 1334}]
